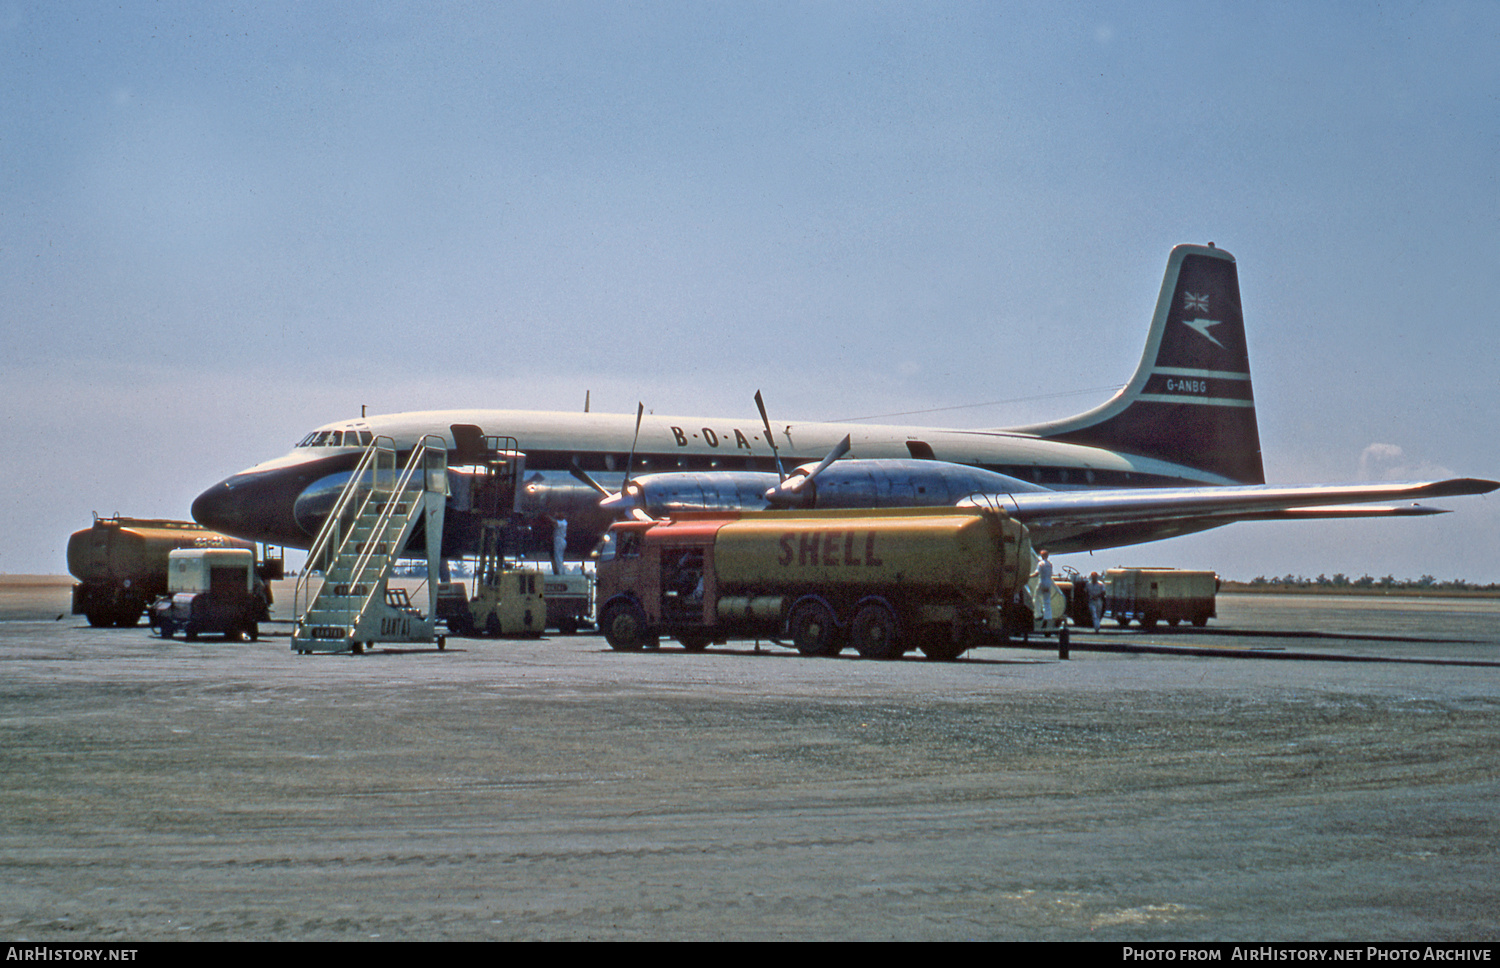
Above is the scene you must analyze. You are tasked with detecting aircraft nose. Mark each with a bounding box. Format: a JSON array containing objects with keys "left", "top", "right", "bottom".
[
  {"left": 191, "top": 479, "right": 242, "bottom": 535},
  {"left": 191, "top": 468, "right": 310, "bottom": 546}
]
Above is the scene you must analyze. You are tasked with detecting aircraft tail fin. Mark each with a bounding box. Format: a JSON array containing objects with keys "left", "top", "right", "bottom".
[{"left": 1019, "top": 243, "right": 1265, "bottom": 484}]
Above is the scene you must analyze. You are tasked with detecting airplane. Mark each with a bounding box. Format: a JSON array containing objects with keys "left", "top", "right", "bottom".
[{"left": 190, "top": 243, "right": 1497, "bottom": 561}]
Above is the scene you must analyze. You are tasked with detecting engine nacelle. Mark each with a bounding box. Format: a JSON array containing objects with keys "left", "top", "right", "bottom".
[{"left": 765, "top": 459, "right": 1050, "bottom": 510}]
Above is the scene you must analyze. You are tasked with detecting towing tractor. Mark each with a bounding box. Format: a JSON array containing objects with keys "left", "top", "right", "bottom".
[
  {"left": 438, "top": 566, "right": 546, "bottom": 638},
  {"left": 595, "top": 506, "right": 1039, "bottom": 660}
]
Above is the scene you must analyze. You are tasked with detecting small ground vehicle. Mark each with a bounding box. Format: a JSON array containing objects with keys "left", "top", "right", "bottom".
[
  {"left": 431, "top": 433, "right": 548, "bottom": 639},
  {"left": 150, "top": 548, "right": 272, "bottom": 641},
  {"left": 1105, "top": 567, "right": 1219, "bottom": 627},
  {"left": 439, "top": 566, "right": 546, "bottom": 638},
  {"left": 595, "top": 507, "right": 1038, "bottom": 660}
]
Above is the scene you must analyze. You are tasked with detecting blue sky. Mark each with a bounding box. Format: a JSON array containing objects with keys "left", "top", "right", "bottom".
[{"left": 3, "top": 1, "right": 1497, "bottom": 581}]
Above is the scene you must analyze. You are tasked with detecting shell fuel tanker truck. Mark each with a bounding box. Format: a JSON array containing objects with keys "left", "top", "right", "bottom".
[{"left": 595, "top": 506, "right": 1041, "bottom": 660}]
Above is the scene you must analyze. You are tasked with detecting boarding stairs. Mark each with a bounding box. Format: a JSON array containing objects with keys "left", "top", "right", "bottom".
[{"left": 290, "top": 435, "right": 448, "bottom": 654}]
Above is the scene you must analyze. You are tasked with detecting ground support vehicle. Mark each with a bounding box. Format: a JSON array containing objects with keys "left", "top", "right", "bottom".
[
  {"left": 596, "top": 507, "right": 1035, "bottom": 661},
  {"left": 68, "top": 515, "right": 264, "bottom": 627},
  {"left": 438, "top": 567, "right": 546, "bottom": 638},
  {"left": 543, "top": 570, "right": 593, "bottom": 633},
  {"left": 1105, "top": 567, "right": 1219, "bottom": 627},
  {"left": 150, "top": 548, "right": 272, "bottom": 641},
  {"left": 290, "top": 435, "right": 449, "bottom": 654}
]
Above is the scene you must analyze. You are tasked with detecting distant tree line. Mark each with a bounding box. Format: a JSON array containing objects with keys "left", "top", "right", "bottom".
[{"left": 1235, "top": 573, "right": 1500, "bottom": 592}]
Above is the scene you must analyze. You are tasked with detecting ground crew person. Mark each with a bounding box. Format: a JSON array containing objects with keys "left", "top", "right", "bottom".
[
  {"left": 1033, "top": 549, "right": 1056, "bottom": 623},
  {"left": 1087, "top": 572, "right": 1107, "bottom": 631}
]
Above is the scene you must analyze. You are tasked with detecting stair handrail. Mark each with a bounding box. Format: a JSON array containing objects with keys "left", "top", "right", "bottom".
[
  {"left": 338, "top": 435, "right": 444, "bottom": 599},
  {"left": 293, "top": 436, "right": 397, "bottom": 628}
]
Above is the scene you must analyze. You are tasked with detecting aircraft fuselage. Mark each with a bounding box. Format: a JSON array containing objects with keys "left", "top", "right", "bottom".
[{"left": 190, "top": 407, "right": 1235, "bottom": 560}]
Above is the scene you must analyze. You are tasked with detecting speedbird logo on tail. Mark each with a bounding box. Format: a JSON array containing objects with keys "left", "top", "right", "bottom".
[{"left": 1182, "top": 317, "right": 1225, "bottom": 348}]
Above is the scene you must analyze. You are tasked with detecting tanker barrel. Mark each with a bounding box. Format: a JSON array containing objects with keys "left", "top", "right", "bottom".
[
  {"left": 710, "top": 507, "right": 1031, "bottom": 604},
  {"left": 67, "top": 517, "right": 255, "bottom": 590}
]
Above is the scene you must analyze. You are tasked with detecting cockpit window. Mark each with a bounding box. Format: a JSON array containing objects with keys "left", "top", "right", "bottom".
[{"left": 296, "top": 428, "right": 372, "bottom": 447}]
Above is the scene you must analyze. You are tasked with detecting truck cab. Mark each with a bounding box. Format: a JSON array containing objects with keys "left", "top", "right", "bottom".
[{"left": 597, "top": 516, "right": 732, "bottom": 651}]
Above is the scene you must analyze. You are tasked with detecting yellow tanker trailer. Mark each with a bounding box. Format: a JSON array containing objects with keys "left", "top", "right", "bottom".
[{"left": 595, "top": 506, "right": 1039, "bottom": 660}]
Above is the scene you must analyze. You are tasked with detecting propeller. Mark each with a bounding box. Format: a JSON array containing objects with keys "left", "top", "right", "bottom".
[
  {"left": 623, "top": 402, "right": 644, "bottom": 484},
  {"left": 572, "top": 404, "right": 655, "bottom": 521},
  {"left": 763, "top": 434, "right": 851, "bottom": 507},
  {"left": 753, "top": 390, "right": 786, "bottom": 482},
  {"left": 568, "top": 465, "right": 610, "bottom": 497},
  {"left": 752, "top": 391, "right": 851, "bottom": 506}
]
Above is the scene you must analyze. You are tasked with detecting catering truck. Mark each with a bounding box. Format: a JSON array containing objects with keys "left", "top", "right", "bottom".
[
  {"left": 595, "top": 507, "right": 1041, "bottom": 660},
  {"left": 67, "top": 515, "right": 260, "bottom": 627}
]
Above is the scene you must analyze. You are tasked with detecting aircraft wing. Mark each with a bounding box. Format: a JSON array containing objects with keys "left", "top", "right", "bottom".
[{"left": 960, "top": 478, "right": 1499, "bottom": 553}]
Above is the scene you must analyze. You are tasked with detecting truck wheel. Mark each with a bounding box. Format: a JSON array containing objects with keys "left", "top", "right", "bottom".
[
  {"left": 246, "top": 623, "right": 259, "bottom": 642},
  {"left": 159, "top": 622, "right": 175, "bottom": 639},
  {"left": 850, "top": 603, "right": 901, "bottom": 660},
  {"left": 86, "top": 609, "right": 111, "bottom": 628},
  {"left": 1192, "top": 614, "right": 1209, "bottom": 627},
  {"left": 788, "top": 600, "right": 840, "bottom": 657},
  {"left": 1140, "top": 612, "right": 1159, "bottom": 629},
  {"left": 601, "top": 600, "right": 649, "bottom": 652},
  {"left": 486, "top": 614, "right": 502, "bottom": 637}
]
